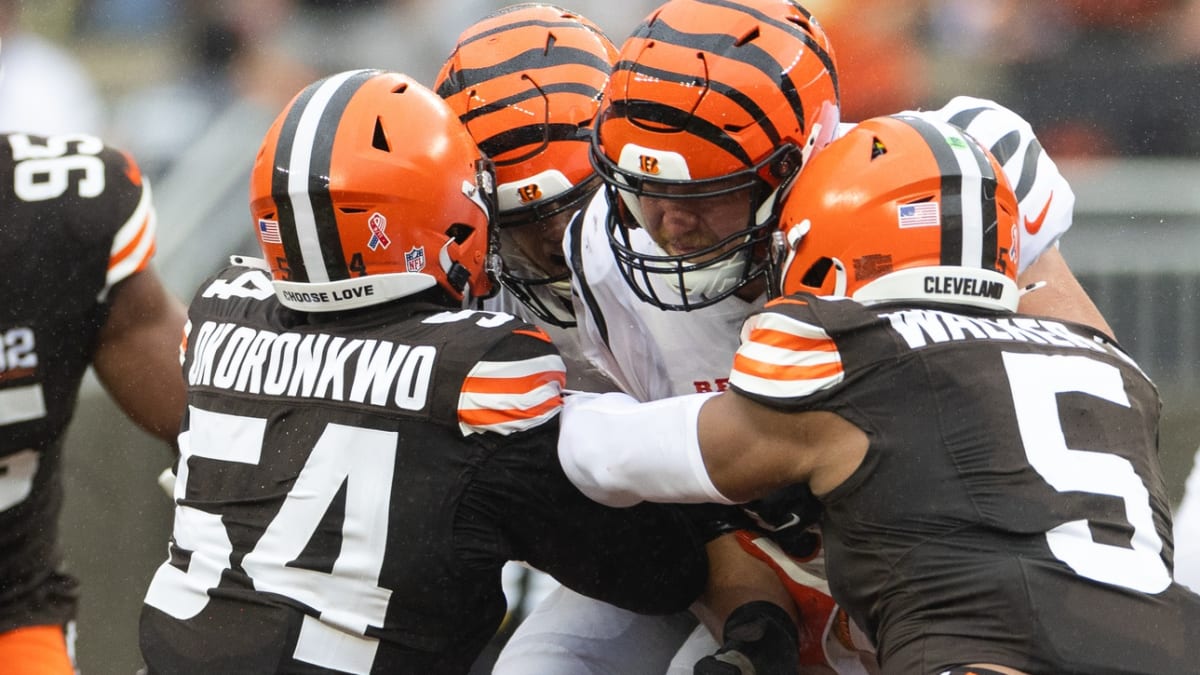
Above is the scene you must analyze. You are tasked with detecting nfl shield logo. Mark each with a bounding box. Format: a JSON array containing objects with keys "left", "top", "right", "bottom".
[{"left": 404, "top": 246, "right": 426, "bottom": 273}]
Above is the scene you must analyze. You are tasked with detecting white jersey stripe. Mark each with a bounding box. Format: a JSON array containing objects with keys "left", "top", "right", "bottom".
[
  {"left": 731, "top": 310, "right": 844, "bottom": 398},
  {"left": 730, "top": 368, "right": 843, "bottom": 400},
  {"left": 104, "top": 180, "right": 157, "bottom": 291}
]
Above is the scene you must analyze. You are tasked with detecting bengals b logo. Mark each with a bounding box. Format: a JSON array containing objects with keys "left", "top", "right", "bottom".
[
  {"left": 639, "top": 155, "right": 660, "bottom": 175},
  {"left": 517, "top": 184, "right": 542, "bottom": 203}
]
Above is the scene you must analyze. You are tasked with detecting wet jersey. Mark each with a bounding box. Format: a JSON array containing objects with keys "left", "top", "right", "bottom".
[
  {"left": 730, "top": 295, "right": 1200, "bottom": 674},
  {"left": 139, "top": 264, "right": 707, "bottom": 675},
  {"left": 569, "top": 97, "right": 1071, "bottom": 404},
  {"left": 0, "top": 132, "right": 157, "bottom": 633}
]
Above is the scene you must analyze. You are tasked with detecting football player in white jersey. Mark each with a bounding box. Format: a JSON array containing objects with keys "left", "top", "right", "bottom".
[
  {"left": 497, "top": 2, "right": 850, "bottom": 674},
  {"left": 557, "top": 0, "right": 1116, "bottom": 673}
]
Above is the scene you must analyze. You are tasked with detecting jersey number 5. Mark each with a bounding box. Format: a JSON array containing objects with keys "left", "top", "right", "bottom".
[
  {"left": 144, "top": 406, "right": 396, "bottom": 674},
  {"left": 1003, "top": 351, "right": 1171, "bottom": 594}
]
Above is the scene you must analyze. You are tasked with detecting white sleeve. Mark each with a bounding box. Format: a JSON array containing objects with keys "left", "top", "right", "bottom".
[
  {"left": 557, "top": 391, "right": 735, "bottom": 508},
  {"left": 911, "top": 96, "right": 1075, "bottom": 273}
]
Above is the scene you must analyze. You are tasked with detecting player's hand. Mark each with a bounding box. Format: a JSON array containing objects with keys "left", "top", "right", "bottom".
[
  {"left": 734, "top": 532, "right": 876, "bottom": 674},
  {"left": 740, "top": 483, "right": 823, "bottom": 559},
  {"left": 694, "top": 600, "right": 799, "bottom": 675}
]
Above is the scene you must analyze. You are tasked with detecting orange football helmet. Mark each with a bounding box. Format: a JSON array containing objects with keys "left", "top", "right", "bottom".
[
  {"left": 436, "top": 4, "right": 618, "bottom": 327},
  {"left": 249, "top": 69, "right": 499, "bottom": 312},
  {"left": 775, "top": 114, "right": 1021, "bottom": 311},
  {"left": 592, "top": 0, "right": 840, "bottom": 310}
]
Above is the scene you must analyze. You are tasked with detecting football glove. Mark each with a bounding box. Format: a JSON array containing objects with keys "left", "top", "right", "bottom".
[
  {"left": 735, "top": 531, "right": 875, "bottom": 675},
  {"left": 694, "top": 600, "right": 799, "bottom": 675}
]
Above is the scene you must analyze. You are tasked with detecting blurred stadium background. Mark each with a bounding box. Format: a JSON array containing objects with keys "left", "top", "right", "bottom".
[{"left": 3, "top": 0, "right": 1193, "bottom": 672}]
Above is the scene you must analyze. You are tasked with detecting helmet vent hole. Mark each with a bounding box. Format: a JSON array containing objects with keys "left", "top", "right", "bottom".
[
  {"left": 372, "top": 117, "right": 391, "bottom": 152},
  {"left": 734, "top": 27, "right": 760, "bottom": 47},
  {"left": 445, "top": 223, "right": 474, "bottom": 245},
  {"left": 544, "top": 33, "right": 557, "bottom": 55},
  {"left": 871, "top": 137, "right": 887, "bottom": 159},
  {"left": 391, "top": 83, "right": 408, "bottom": 94},
  {"left": 340, "top": 207, "right": 367, "bottom": 214},
  {"left": 787, "top": 16, "right": 813, "bottom": 34},
  {"left": 801, "top": 257, "right": 834, "bottom": 288}
]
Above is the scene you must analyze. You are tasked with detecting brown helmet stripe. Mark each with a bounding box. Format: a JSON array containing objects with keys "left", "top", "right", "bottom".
[{"left": 896, "top": 114, "right": 1000, "bottom": 270}]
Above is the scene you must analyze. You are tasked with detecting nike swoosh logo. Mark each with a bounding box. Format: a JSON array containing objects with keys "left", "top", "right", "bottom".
[{"left": 1024, "top": 192, "right": 1053, "bottom": 235}]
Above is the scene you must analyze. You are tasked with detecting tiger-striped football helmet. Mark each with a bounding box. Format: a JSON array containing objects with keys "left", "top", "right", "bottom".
[
  {"left": 776, "top": 114, "right": 1021, "bottom": 311},
  {"left": 592, "top": 0, "right": 840, "bottom": 311},
  {"left": 436, "top": 4, "right": 618, "bottom": 327},
  {"left": 250, "top": 69, "right": 500, "bottom": 312}
]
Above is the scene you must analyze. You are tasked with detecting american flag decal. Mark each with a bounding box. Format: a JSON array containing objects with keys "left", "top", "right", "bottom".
[
  {"left": 258, "top": 218, "right": 282, "bottom": 244},
  {"left": 898, "top": 202, "right": 940, "bottom": 229}
]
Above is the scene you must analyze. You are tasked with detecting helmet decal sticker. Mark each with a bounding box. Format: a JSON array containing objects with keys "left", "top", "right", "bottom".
[
  {"left": 367, "top": 212, "right": 390, "bottom": 250},
  {"left": 258, "top": 218, "right": 282, "bottom": 244},
  {"left": 405, "top": 246, "right": 426, "bottom": 273}
]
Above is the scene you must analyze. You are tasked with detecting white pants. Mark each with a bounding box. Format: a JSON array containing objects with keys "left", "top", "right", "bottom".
[{"left": 492, "top": 585, "right": 698, "bottom": 675}]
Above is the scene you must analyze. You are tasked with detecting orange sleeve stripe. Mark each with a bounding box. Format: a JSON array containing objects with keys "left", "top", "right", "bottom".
[
  {"left": 512, "top": 327, "right": 553, "bottom": 343},
  {"left": 764, "top": 297, "right": 809, "bottom": 308},
  {"left": 458, "top": 395, "right": 562, "bottom": 427},
  {"left": 130, "top": 238, "right": 156, "bottom": 275},
  {"left": 732, "top": 353, "right": 843, "bottom": 382},
  {"left": 462, "top": 369, "right": 566, "bottom": 395},
  {"left": 747, "top": 327, "right": 837, "bottom": 352},
  {"left": 108, "top": 214, "right": 153, "bottom": 271}
]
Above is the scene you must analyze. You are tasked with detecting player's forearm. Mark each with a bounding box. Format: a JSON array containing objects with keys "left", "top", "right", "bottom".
[{"left": 557, "top": 391, "right": 733, "bottom": 507}]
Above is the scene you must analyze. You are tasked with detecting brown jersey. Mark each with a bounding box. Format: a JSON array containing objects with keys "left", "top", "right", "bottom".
[
  {"left": 139, "top": 264, "right": 708, "bottom": 674},
  {"left": 0, "top": 132, "right": 157, "bottom": 632},
  {"left": 730, "top": 294, "right": 1200, "bottom": 674}
]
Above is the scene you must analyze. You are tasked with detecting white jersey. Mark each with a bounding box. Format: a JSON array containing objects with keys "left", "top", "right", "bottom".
[
  {"left": 569, "top": 96, "right": 1075, "bottom": 401},
  {"left": 900, "top": 95, "right": 1075, "bottom": 274},
  {"left": 566, "top": 188, "right": 759, "bottom": 402}
]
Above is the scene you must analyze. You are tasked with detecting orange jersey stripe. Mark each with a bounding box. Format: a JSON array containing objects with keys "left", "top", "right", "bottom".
[
  {"left": 109, "top": 214, "right": 153, "bottom": 272},
  {"left": 461, "top": 369, "right": 566, "bottom": 395},
  {"left": 458, "top": 395, "right": 562, "bottom": 428},
  {"left": 764, "top": 296, "right": 810, "bottom": 309},
  {"left": 746, "top": 327, "right": 838, "bottom": 353},
  {"left": 0, "top": 367, "right": 37, "bottom": 383},
  {"left": 512, "top": 326, "right": 553, "bottom": 343},
  {"left": 732, "top": 352, "right": 844, "bottom": 382}
]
